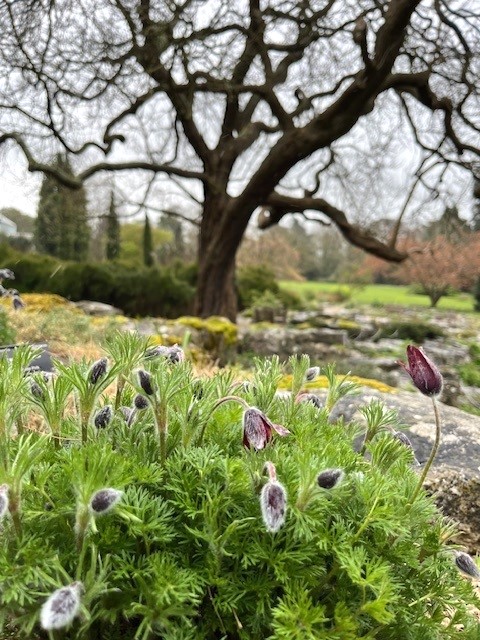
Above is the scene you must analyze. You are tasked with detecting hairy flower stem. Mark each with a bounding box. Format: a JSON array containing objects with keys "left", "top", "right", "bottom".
[
  {"left": 410, "top": 397, "right": 441, "bottom": 504},
  {"left": 114, "top": 375, "right": 126, "bottom": 411},
  {"left": 197, "top": 396, "right": 249, "bottom": 446},
  {"left": 154, "top": 401, "right": 168, "bottom": 464},
  {"left": 9, "top": 491, "right": 22, "bottom": 537}
]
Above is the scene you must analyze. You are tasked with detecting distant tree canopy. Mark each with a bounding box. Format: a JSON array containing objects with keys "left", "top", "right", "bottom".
[
  {"left": 1, "top": 1, "right": 480, "bottom": 318},
  {"left": 35, "top": 154, "right": 90, "bottom": 261},
  {"left": 119, "top": 221, "right": 170, "bottom": 266}
]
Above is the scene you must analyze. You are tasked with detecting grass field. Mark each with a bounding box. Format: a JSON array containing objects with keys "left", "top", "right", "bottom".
[{"left": 279, "top": 281, "right": 476, "bottom": 313}]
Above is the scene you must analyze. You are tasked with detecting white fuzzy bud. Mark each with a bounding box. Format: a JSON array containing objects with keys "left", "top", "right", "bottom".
[
  {"left": 40, "top": 582, "right": 83, "bottom": 630},
  {"left": 0, "top": 484, "right": 9, "bottom": 519},
  {"left": 89, "top": 488, "right": 122, "bottom": 515},
  {"left": 260, "top": 480, "right": 287, "bottom": 533}
]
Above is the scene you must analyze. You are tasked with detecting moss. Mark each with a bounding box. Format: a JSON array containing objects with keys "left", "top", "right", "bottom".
[
  {"left": 0, "top": 293, "right": 73, "bottom": 313},
  {"left": 278, "top": 374, "right": 396, "bottom": 394},
  {"left": 177, "top": 315, "right": 238, "bottom": 346},
  {"left": 379, "top": 321, "right": 444, "bottom": 343}
]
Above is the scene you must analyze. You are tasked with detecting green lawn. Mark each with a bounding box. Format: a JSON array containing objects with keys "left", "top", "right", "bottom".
[{"left": 279, "top": 281, "right": 476, "bottom": 313}]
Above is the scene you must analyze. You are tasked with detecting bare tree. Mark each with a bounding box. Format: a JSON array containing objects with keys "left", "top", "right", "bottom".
[{"left": 0, "top": 0, "right": 479, "bottom": 319}]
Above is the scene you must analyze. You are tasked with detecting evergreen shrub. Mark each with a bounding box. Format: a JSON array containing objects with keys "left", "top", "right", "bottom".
[
  {"left": 0, "top": 339, "right": 478, "bottom": 639},
  {"left": 0, "top": 246, "right": 195, "bottom": 318}
]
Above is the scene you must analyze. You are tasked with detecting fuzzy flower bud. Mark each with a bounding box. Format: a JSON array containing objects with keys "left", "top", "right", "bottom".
[
  {"left": 94, "top": 405, "right": 113, "bottom": 429},
  {"left": 454, "top": 551, "right": 480, "bottom": 579},
  {"left": 0, "top": 484, "right": 9, "bottom": 520},
  {"left": 40, "top": 582, "right": 83, "bottom": 631},
  {"left": 295, "top": 392, "right": 323, "bottom": 408},
  {"left": 89, "top": 488, "right": 122, "bottom": 515},
  {"left": 30, "top": 380, "right": 44, "bottom": 399},
  {"left": 317, "top": 468, "right": 344, "bottom": 490},
  {"left": 242, "top": 407, "right": 290, "bottom": 451},
  {"left": 146, "top": 344, "right": 185, "bottom": 364},
  {"left": 398, "top": 345, "right": 443, "bottom": 397},
  {"left": 89, "top": 357, "right": 108, "bottom": 385},
  {"left": 138, "top": 369, "right": 154, "bottom": 396},
  {"left": 305, "top": 366, "right": 320, "bottom": 382},
  {"left": 134, "top": 394, "right": 149, "bottom": 410},
  {"left": 260, "top": 480, "right": 287, "bottom": 533}
]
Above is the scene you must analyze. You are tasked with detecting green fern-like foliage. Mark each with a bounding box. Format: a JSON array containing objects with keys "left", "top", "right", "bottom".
[{"left": 0, "top": 337, "right": 478, "bottom": 639}]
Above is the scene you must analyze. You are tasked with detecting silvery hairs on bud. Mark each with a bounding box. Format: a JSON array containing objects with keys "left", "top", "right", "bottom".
[
  {"left": 138, "top": 369, "right": 154, "bottom": 396},
  {"left": 317, "top": 468, "right": 345, "bottom": 490},
  {"left": 455, "top": 551, "right": 480, "bottom": 579},
  {"left": 94, "top": 405, "right": 113, "bottom": 429},
  {"left": 134, "top": 394, "right": 149, "bottom": 410},
  {"left": 89, "top": 488, "right": 123, "bottom": 515},
  {"left": 0, "top": 484, "right": 9, "bottom": 519},
  {"left": 40, "top": 582, "right": 83, "bottom": 631},
  {"left": 260, "top": 481, "right": 287, "bottom": 533},
  {"left": 89, "top": 357, "right": 108, "bottom": 385},
  {"left": 305, "top": 366, "right": 320, "bottom": 382},
  {"left": 30, "top": 380, "right": 44, "bottom": 399}
]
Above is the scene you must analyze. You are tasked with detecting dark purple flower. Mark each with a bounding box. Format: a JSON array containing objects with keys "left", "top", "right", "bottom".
[
  {"left": 317, "top": 468, "right": 344, "bottom": 489},
  {"left": 94, "top": 405, "right": 113, "bottom": 429},
  {"left": 30, "top": 380, "right": 44, "bottom": 399},
  {"left": 145, "top": 344, "right": 185, "bottom": 364},
  {"left": 242, "top": 407, "right": 290, "bottom": 451},
  {"left": 260, "top": 481, "right": 287, "bottom": 532},
  {"left": 134, "top": 394, "right": 149, "bottom": 410},
  {"left": 295, "top": 392, "right": 323, "bottom": 408},
  {"left": 398, "top": 345, "right": 443, "bottom": 397},
  {"left": 89, "top": 358, "right": 108, "bottom": 385},
  {"left": 455, "top": 551, "right": 480, "bottom": 579},
  {"left": 89, "top": 488, "right": 122, "bottom": 515},
  {"left": 305, "top": 366, "right": 320, "bottom": 382},
  {"left": 138, "top": 369, "right": 154, "bottom": 396}
]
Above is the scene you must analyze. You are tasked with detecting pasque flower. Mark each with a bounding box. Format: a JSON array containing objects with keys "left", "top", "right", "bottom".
[
  {"left": 260, "top": 462, "right": 287, "bottom": 532},
  {"left": 89, "top": 488, "right": 123, "bottom": 515},
  {"left": 398, "top": 345, "right": 443, "bottom": 397},
  {"left": 89, "top": 357, "right": 108, "bottom": 385},
  {"left": 454, "top": 551, "right": 480, "bottom": 579},
  {"left": 242, "top": 407, "right": 290, "bottom": 450},
  {"left": 40, "top": 582, "right": 83, "bottom": 630}
]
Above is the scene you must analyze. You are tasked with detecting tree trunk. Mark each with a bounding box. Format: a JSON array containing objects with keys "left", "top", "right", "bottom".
[{"left": 194, "top": 195, "right": 242, "bottom": 321}]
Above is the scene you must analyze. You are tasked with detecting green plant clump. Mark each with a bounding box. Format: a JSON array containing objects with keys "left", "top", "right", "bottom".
[{"left": 0, "top": 338, "right": 478, "bottom": 639}]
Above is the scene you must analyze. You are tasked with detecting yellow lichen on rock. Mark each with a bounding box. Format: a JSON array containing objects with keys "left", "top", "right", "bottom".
[{"left": 279, "top": 374, "right": 396, "bottom": 394}]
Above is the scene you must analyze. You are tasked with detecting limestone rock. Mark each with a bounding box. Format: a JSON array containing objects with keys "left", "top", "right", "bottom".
[{"left": 74, "top": 300, "right": 123, "bottom": 316}]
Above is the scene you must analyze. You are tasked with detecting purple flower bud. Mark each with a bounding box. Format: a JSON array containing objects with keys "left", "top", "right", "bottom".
[
  {"left": 30, "top": 380, "right": 44, "bottom": 399},
  {"left": 455, "top": 551, "right": 480, "bottom": 579},
  {"left": 242, "top": 407, "right": 290, "bottom": 451},
  {"left": 138, "top": 369, "right": 154, "bottom": 396},
  {"left": 392, "top": 431, "right": 419, "bottom": 464},
  {"left": 40, "top": 582, "right": 83, "bottom": 630},
  {"left": 0, "top": 484, "right": 9, "bottom": 520},
  {"left": 89, "top": 358, "right": 108, "bottom": 385},
  {"left": 305, "top": 366, "right": 320, "bottom": 382},
  {"left": 134, "top": 394, "right": 149, "bottom": 410},
  {"left": 94, "top": 405, "right": 113, "bottom": 429},
  {"left": 398, "top": 345, "right": 443, "bottom": 397},
  {"left": 295, "top": 392, "right": 323, "bottom": 408},
  {"left": 89, "top": 488, "right": 122, "bottom": 515},
  {"left": 317, "top": 468, "right": 344, "bottom": 490},
  {"left": 260, "top": 480, "right": 287, "bottom": 533},
  {"left": 146, "top": 344, "right": 185, "bottom": 363}
]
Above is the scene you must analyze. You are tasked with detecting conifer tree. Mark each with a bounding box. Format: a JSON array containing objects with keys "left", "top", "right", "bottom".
[
  {"left": 35, "top": 154, "right": 90, "bottom": 261},
  {"left": 143, "top": 215, "right": 154, "bottom": 267},
  {"left": 105, "top": 193, "right": 120, "bottom": 260}
]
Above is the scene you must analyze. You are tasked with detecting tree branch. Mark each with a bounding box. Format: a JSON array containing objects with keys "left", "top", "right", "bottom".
[{"left": 261, "top": 192, "right": 408, "bottom": 262}]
